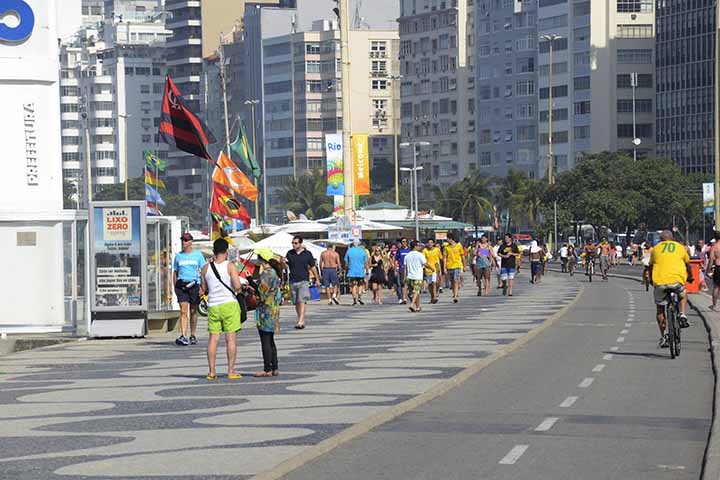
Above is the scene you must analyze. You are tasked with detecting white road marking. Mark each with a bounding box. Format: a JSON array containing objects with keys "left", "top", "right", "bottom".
[
  {"left": 617, "top": 336, "right": 625, "bottom": 343},
  {"left": 592, "top": 364, "right": 605, "bottom": 372},
  {"left": 621, "top": 329, "right": 629, "bottom": 334},
  {"left": 657, "top": 464, "right": 686, "bottom": 471},
  {"left": 603, "top": 353, "right": 614, "bottom": 360},
  {"left": 534, "top": 417, "right": 559, "bottom": 432},
  {"left": 578, "top": 377, "right": 595, "bottom": 388},
  {"left": 499, "top": 445, "right": 529, "bottom": 464},
  {"left": 610, "top": 346, "right": 619, "bottom": 351},
  {"left": 625, "top": 323, "right": 632, "bottom": 327},
  {"left": 559, "top": 396, "right": 578, "bottom": 408}
]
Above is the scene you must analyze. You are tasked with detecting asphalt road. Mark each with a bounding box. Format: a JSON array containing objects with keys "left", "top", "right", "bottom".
[{"left": 286, "top": 274, "right": 714, "bottom": 480}]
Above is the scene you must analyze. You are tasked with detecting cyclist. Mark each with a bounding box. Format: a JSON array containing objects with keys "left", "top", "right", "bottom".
[
  {"left": 597, "top": 237, "right": 612, "bottom": 281},
  {"left": 650, "top": 230, "right": 692, "bottom": 348},
  {"left": 641, "top": 241, "right": 653, "bottom": 287},
  {"left": 583, "top": 239, "right": 597, "bottom": 276},
  {"left": 567, "top": 244, "right": 578, "bottom": 276}
]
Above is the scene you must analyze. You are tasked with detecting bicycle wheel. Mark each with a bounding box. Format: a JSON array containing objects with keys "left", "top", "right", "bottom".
[
  {"left": 588, "top": 263, "right": 593, "bottom": 283},
  {"left": 673, "top": 305, "right": 681, "bottom": 357},
  {"left": 667, "top": 305, "right": 677, "bottom": 359}
]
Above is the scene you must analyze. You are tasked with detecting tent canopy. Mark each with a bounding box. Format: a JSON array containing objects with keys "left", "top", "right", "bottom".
[{"left": 236, "top": 231, "right": 325, "bottom": 263}]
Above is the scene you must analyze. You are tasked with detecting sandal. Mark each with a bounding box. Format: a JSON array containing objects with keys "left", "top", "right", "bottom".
[
  {"left": 254, "top": 371, "right": 272, "bottom": 377},
  {"left": 227, "top": 373, "right": 242, "bottom": 380},
  {"left": 408, "top": 306, "right": 416, "bottom": 313},
  {"left": 206, "top": 374, "right": 217, "bottom": 381},
  {"left": 294, "top": 324, "right": 305, "bottom": 330}
]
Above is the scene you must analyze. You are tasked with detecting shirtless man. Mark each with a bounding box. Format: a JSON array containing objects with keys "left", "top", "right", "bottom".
[
  {"left": 707, "top": 232, "right": 720, "bottom": 311},
  {"left": 320, "top": 244, "right": 342, "bottom": 305},
  {"left": 598, "top": 237, "right": 612, "bottom": 281}
]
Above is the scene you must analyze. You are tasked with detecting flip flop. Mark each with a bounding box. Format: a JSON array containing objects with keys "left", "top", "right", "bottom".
[
  {"left": 408, "top": 306, "right": 416, "bottom": 313},
  {"left": 294, "top": 324, "right": 305, "bottom": 330},
  {"left": 227, "top": 373, "right": 242, "bottom": 380},
  {"left": 253, "top": 371, "right": 272, "bottom": 377},
  {"left": 206, "top": 374, "right": 217, "bottom": 381}
]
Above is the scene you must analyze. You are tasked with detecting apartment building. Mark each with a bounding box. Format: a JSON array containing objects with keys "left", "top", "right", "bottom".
[
  {"left": 475, "top": 0, "right": 539, "bottom": 178},
  {"left": 656, "top": 0, "right": 714, "bottom": 173},
  {"left": 535, "top": 0, "right": 655, "bottom": 178},
  {"left": 398, "top": 0, "right": 475, "bottom": 199}
]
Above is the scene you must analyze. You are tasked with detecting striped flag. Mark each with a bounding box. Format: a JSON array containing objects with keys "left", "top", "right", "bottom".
[
  {"left": 145, "top": 184, "right": 166, "bottom": 207},
  {"left": 159, "top": 74, "right": 216, "bottom": 161},
  {"left": 145, "top": 170, "right": 166, "bottom": 189},
  {"left": 210, "top": 183, "right": 251, "bottom": 226}
]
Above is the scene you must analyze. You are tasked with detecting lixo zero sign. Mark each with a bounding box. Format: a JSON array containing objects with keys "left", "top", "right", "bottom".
[{"left": 0, "top": 0, "right": 35, "bottom": 43}]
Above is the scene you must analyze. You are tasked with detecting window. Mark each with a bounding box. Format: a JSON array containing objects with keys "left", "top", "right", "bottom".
[
  {"left": 371, "top": 60, "right": 387, "bottom": 75},
  {"left": 61, "top": 104, "right": 79, "bottom": 113},
  {"left": 516, "top": 103, "right": 535, "bottom": 119},
  {"left": 305, "top": 43, "right": 320, "bottom": 54},
  {"left": 538, "top": 14, "right": 567, "bottom": 31},
  {"left": 479, "top": 129, "right": 492, "bottom": 144},
  {"left": 539, "top": 108, "right": 569, "bottom": 122},
  {"left": 617, "top": 49, "right": 652, "bottom": 64},
  {"left": 573, "top": 76, "right": 590, "bottom": 90},
  {"left": 516, "top": 125, "right": 536, "bottom": 141},
  {"left": 574, "top": 101, "right": 591, "bottom": 115},
  {"left": 540, "top": 131, "right": 568, "bottom": 144},
  {"left": 371, "top": 80, "right": 388, "bottom": 90},
  {"left": 574, "top": 52, "right": 591, "bottom": 66},
  {"left": 370, "top": 41, "right": 387, "bottom": 57},
  {"left": 93, "top": 167, "right": 117, "bottom": 177},
  {"left": 617, "top": 99, "right": 653, "bottom": 113},
  {"left": 141, "top": 134, "right": 151, "bottom": 142},
  {"left": 539, "top": 0, "right": 566, "bottom": 6},
  {"left": 617, "top": 74, "right": 652, "bottom": 88},
  {"left": 62, "top": 152, "right": 80, "bottom": 162},
  {"left": 538, "top": 62, "right": 567, "bottom": 77},
  {"left": 480, "top": 152, "right": 491, "bottom": 166},
  {"left": 515, "top": 80, "right": 535, "bottom": 96},
  {"left": 574, "top": 26, "right": 590, "bottom": 43},
  {"left": 515, "top": 35, "right": 536, "bottom": 51},
  {"left": 617, "top": 0, "right": 652, "bottom": 12},
  {"left": 574, "top": 126, "right": 590, "bottom": 139},
  {"left": 373, "top": 99, "right": 388, "bottom": 110},
  {"left": 539, "top": 85, "right": 568, "bottom": 99},
  {"left": 617, "top": 123, "right": 652, "bottom": 137},
  {"left": 573, "top": 1, "right": 590, "bottom": 15},
  {"left": 616, "top": 24, "right": 653, "bottom": 38},
  {"left": 135, "top": 67, "right": 150, "bottom": 76},
  {"left": 539, "top": 37, "right": 567, "bottom": 53},
  {"left": 517, "top": 57, "right": 535, "bottom": 73},
  {"left": 61, "top": 86, "right": 78, "bottom": 97}
]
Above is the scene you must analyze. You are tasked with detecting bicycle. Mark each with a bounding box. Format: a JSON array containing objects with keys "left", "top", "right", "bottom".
[
  {"left": 568, "top": 257, "right": 576, "bottom": 276},
  {"left": 643, "top": 267, "right": 651, "bottom": 292},
  {"left": 663, "top": 287, "right": 682, "bottom": 359},
  {"left": 585, "top": 257, "right": 595, "bottom": 282}
]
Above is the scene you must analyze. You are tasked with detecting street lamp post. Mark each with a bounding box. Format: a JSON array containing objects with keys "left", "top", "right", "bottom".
[
  {"left": 400, "top": 141, "right": 430, "bottom": 240},
  {"left": 389, "top": 74, "right": 403, "bottom": 205},
  {"left": 631, "top": 72, "right": 639, "bottom": 162},
  {"left": 245, "top": 99, "right": 261, "bottom": 224},
  {"left": 541, "top": 34, "right": 561, "bottom": 251},
  {"left": 715, "top": 7, "right": 720, "bottom": 229}
]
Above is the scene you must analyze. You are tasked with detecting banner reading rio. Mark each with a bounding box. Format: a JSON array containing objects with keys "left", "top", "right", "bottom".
[{"left": 0, "top": 0, "right": 35, "bottom": 43}]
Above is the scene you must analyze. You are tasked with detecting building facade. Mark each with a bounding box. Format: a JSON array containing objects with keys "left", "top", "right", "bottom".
[
  {"left": 398, "top": 0, "right": 475, "bottom": 199},
  {"left": 656, "top": 0, "right": 714, "bottom": 173},
  {"left": 475, "top": 0, "right": 539, "bottom": 178}
]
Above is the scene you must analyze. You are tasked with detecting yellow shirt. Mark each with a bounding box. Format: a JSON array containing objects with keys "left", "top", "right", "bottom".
[
  {"left": 423, "top": 247, "right": 442, "bottom": 274},
  {"left": 650, "top": 240, "right": 689, "bottom": 286},
  {"left": 444, "top": 242, "right": 465, "bottom": 270}
]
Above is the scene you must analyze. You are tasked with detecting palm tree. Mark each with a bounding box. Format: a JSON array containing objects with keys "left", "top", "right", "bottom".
[
  {"left": 278, "top": 170, "right": 333, "bottom": 219},
  {"left": 497, "top": 170, "right": 531, "bottom": 229},
  {"left": 458, "top": 173, "right": 493, "bottom": 227}
]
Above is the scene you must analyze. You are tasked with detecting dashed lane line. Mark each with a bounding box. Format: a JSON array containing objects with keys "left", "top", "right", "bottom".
[
  {"left": 610, "top": 346, "right": 620, "bottom": 351},
  {"left": 617, "top": 336, "right": 625, "bottom": 343},
  {"left": 578, "top": 377, "right": 595, "bottom": 388},
  {"left": 559, "top": 396, "right": 579, "bottom": 408},
  {"left": 499, "top": 445, "right": 529, "bottom": 465},
  {"left": 534, "top": 417, "right": 559, "bottom": 432},
  {"left": 592, "top": 364, "right": 605, "bottom": 372},
  {"left": 603, "top": 353, "right": 614, "bottom": 360}
]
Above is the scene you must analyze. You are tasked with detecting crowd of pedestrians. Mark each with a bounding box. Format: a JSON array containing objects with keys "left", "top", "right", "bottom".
[{"left": 172, "top": 232, "right": 531, "bottom": 380}]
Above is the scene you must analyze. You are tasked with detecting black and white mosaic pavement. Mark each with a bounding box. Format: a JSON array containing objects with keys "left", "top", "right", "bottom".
[{"left": 0, "top": 274, "right": 580, "bottom": 479}]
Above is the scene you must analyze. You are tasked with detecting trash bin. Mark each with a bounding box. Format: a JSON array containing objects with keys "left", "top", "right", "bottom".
[{"left": 686, "top": 258, "right": 703, "bottom": 294}]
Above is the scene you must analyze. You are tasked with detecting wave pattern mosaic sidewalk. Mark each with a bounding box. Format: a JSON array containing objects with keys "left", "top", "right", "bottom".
[{"left": 0, "top": 275, "right": 580, "bottom": 479}]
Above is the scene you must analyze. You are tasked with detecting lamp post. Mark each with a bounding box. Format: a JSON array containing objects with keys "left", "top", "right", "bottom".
[
  {"left": 631, "top": 72, "right": 640, "bottom": 162},
  {"left": 388, "top": 74, "right": 403, "bottom": 205},
  {"left": 245, "top": 99, "right": 261, "bottom": 224},
  {"left": 715, "top": 6, "right": 720, "bottom": 229},
  {"left": 118, "top": 113, "right": 131, "bottom": 200},
  {"left": 400, "top": 141, "right": 430, "bottom": 240},
  {"left": 541, "top": 34, "right": 561, "bottom": 251}
]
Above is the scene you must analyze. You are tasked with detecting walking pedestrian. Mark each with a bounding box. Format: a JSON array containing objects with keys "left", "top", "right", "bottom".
[
  {"left": 369, "top": 245, "right": 387, "bottom": 304},
  {"left": 395, "top": 238, "right": 411, "bottom": 304},
  {"left": 200, "top": 238, "right": 242, "bottom": 381},
  {"left": 173, "top": 232, "right": 206, "bottom": 346},
  {"left": 559, "top": 243, "right": 569, "bottom": 272},
  {"left": 473, "top": 235, "right": 495, "bottom": 296},
  {"left": 320, "top": 244, "right": 341, "bottom": 305},
  {"left": 529, "top": 240, "right": 543, "bottom": 284},
  {"left": 708, "top": 233, "right": 720, "bottom": 311},
  {"left": 345, "top": 239, "right": 369, "bottom": 306},
  {"left": 498, "top": 233, "right": 520, "bottom": 296},
  {"left": 405, "top": 241, "right": 435, "bottom": 312},
  {"left": 443, "top": 232, "right": 466, "bottom": 303},
  {"left": 285, "top": 235, "right": 319, "bottom": 330},
  {"left": 251, "top": 248, "right": 282, "bottom": 377},
  {"left": 386, "top": 244, "right": 397, "bottom": 294},
  {"left": 423, "top": 239, "right": 442, "bottom": 303},
  {"left": 494, "top": 238, "right": 504, "bottom": 288}
]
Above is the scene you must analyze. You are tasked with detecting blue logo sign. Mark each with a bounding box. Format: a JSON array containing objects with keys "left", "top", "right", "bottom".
[{"left": 0, "top": 0, "right": 35, "bottom": 43}]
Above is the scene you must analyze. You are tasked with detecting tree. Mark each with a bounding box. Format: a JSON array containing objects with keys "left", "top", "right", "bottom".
[
  {"left": 63, "top": 179, "right": 78, "bottom": 209},
  {"left": 434, "top": 172, "right": 493, "bottom": 227},
  {"left": 279, "top": 170, "right": 333, "bottom": 219}
]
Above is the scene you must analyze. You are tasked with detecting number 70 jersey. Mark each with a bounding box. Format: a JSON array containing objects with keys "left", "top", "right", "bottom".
[{"left": 650, "top": 241, "right": 689, "bottom": 286}]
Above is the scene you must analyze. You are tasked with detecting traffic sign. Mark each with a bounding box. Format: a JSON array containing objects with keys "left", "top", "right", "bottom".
[{"left": 351, "top": 226, "right": 362, "bottom": 240}]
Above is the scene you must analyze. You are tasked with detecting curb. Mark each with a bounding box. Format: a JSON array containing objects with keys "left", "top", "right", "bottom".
[
  {"left": 0, "top": 337, "right": 88, "bottom": 358},
  {"left": 550, "top": 266, "right": 720, "bottom": 479},
  {"left": 251, "top": 282, "right": 586, "bottom": 480}
]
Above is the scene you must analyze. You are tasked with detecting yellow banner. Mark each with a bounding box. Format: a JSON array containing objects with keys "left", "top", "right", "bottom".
[{"left": 352, "top": 134, "right": 370, "bottom": 195}]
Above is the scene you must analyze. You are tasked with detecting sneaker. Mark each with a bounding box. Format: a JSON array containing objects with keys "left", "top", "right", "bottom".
[
  {"left": 439, "top": 288, "right": 443, "bottom": 294},
  {"left": 679, "top": 315, "right": 690, "bottom": 329},
  {"left": 477, "top": 289, "right": 482, "bottom": 296},
  {"left": 332, "top": 297, "right": 340, "bottom": 305},
  {"left": 430, "top": 298, "right": 438, "bottom": 304},
  {"left": 358, "top": 298, "right": 365, "bottom": 305},
  {"left": 453, "top": 297, "right": 458, "bottom": 303},
  {"left": 659, "top": 334, "right": 669, "bottom": 348},
  {"left": 328, "top": 300, "right": 334, "bottom": 305},
  {"left": 398, "top": 299, "right": 404, "bottom": 304},
  {"left": 352, "top": 299, "right": 357, "bottom": 306},
  {"left": 175, "top": 336, "right": 189, "bottom": 346},
  {"left": 189, "top": 335, "right": 197, "bottom": 345}
]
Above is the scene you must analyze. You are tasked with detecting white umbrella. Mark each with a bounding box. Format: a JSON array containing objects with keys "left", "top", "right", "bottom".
[
  {"left": 233, "top": 224, "right": 282, "bottom": 237},
  {"left": 280, "top": 220, "right": 330, "bottom": 234},
  {"left": 237, "top": 231, "right": 325, "bottom": 263}
]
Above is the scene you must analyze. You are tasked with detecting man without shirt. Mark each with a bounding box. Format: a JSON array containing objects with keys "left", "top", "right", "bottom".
[
  {"left": 320, "top": 244, "right": 342, "bottom": 305},
  {"left": 708, "top": 232, "right": 720, "bottom": 311}
]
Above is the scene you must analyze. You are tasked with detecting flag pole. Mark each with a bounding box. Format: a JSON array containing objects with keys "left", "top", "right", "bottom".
[{"left": 249, "top": 104, "right": 260, "bottom": 225}]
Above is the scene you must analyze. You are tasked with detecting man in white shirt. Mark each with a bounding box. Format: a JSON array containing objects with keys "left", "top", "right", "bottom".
[
  {"left": 404, "top": 241, "right": 434, "bottom": 313},
  {"left": 559, "top": 244, "right": 569, "bottom": 272}
]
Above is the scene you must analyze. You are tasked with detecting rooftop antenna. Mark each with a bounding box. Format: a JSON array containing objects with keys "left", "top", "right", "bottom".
[{"left": 352, "top": 0, "right": 369, "bottom": 29}]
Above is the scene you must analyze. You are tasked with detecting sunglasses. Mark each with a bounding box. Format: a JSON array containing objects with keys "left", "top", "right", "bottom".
[{"left": 292, "top": 241, "right": 300, "bottom": 245}]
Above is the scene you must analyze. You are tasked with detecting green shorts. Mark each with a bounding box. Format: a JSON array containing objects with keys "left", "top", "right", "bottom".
[
  {"left": 406, "top": 278, "right": 423, "bottom": 295},
  {"left": 207, "top": 301, "right": 241, "bottom": 334}
]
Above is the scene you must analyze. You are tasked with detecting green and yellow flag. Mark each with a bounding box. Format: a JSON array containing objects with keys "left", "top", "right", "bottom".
[
  {"left": 230, "top": 120, "right": 261, "bottom": 179},
  {"left": 144, "top": 150, "right": 166, "bottom": 171}
]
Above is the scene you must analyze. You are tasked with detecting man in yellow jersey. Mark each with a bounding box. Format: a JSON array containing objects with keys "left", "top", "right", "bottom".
[
  {"left": 650, "top": 230, "right": 693, "bottom": 348},
  {"left": 423, "top": 239, "right": 442, "bottom": 304},
  {"left": 443, "top": 232, "right": 466, "bottom": 303}
]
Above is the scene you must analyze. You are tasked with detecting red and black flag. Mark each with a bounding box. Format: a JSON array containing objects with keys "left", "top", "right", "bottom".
[{"left": 159, "top": 74, "right": 216, "bottom": 161}]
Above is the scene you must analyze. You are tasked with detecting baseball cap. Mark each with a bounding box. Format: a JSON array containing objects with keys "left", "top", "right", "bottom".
[
  {"left": 180, "top": 232, "right": 194, "bottom": 241},
  {"left": 254, "top": 247, "right": 275, "bottom": 262}
]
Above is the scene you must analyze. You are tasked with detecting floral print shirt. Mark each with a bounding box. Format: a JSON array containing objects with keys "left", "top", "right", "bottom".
[{"left": 255, "top": 267, "right": 282, "bottom": 332}]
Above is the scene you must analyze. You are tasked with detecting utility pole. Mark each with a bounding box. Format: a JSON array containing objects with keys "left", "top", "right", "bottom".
[
  {"left": 715, "top": 6, "right": 720, "bottom": 229},
  {"left": 389, "top": 74, "right": 403, "bottom": 205},
  {"left": 218, "top": 39, "right": 232, "bottom": 161},
  {"left": 245, "top": 100, "right": 261, "bottom": 224},
  {"left": 541, "top": 34, "right": 560, "bottom": 250},
  {"left": 400, "top": 141, "right": 429, "bottom": 240},
  {"left": 631, "top": 72, "right": 639, "bottom": 162},
  {"left": 80, "top": 92, "right": 92, "bottom": 207},
  {"left": 339, "top": 0, "right": 355, "bottom": 220}
]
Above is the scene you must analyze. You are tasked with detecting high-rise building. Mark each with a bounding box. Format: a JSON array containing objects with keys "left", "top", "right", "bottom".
[
  {"left": 535, "top": 0, "right": 655, "bottom": 178},
  {"left": 475, "top": 0, "right": 538, "bottom": 178},
  {"left": 656, "top": 0, "right": 714, "bottom": 173},
  {"left": 398, "top": 0, "right": 476, "bottom": 199}
]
